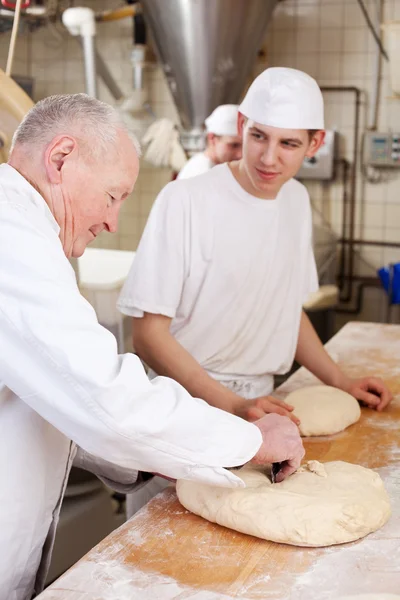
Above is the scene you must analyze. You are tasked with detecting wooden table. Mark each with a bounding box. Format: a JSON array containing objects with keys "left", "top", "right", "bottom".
[{"left": 39, "top": 322, "right": 400, "bottom": 599}]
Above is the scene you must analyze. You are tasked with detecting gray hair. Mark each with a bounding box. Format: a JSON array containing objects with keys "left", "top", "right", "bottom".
[{"left": 11, "top": 93, "right": 141, "bottom": 159}]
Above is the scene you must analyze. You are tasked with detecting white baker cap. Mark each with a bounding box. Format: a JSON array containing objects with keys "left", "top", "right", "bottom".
[
  {"left": 239, "top": 67, "right": 324, "bottom": 129},
  {"left": 205, "top": 104, "right": 239, "bottom": 136}
]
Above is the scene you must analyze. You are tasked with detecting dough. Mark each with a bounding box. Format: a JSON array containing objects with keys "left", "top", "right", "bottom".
[
  {"left": 176, "top": 461, "right": 391, "bottom": 547},
  {"left": 285, "top": 385, "right": 361, "bottom": 436}
]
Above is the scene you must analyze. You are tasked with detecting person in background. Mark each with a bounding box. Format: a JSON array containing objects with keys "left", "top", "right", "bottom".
[
  {"left": 118, "top": 67, "right": 393, "bottom": 516},
  {"left": 177, "top": 104, "right": 242, "bottom": 179},
  {"left": 0, "top": 93, "right": 304, "bottom": 600}
]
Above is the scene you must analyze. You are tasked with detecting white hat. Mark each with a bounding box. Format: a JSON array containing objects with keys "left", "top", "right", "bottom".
[
  {"left": 205, "top": 104, "right": 239, "bottom": 136},
  {"left": 239, "top": 67, "right": 324, "bottom": 129}
]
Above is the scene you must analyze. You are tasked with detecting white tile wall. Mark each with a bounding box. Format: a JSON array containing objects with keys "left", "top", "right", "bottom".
[{"left": 1, "top": 0, "right": 400, "bottom": 320}]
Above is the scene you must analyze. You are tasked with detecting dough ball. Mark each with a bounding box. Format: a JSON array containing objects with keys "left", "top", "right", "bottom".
[
  {"left": 176, "top": 461, "right": 390, "bottom": 547},
  {"left": 286, "top": 385, "right": 361, "bottom": 436}
]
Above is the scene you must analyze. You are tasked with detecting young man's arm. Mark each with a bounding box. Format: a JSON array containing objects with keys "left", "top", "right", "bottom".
[
  {"left": 132, "top": 312, "right": 299, "bottom": 424},
  {"left": 295, "top": 311, "right": 393, "bottom": 410}
]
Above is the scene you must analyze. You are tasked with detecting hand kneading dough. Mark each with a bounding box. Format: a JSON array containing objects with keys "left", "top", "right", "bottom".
[
  {"left": 285, "top": 385, "right": 361, "bottom": 436},
  {"left": 176, "top": 461, "right": 391, "bottom": 547}
]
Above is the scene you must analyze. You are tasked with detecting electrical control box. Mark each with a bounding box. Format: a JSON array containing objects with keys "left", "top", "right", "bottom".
[
  {"left": 364, "top": 131, "right": 400, "bottom": 167},
  {"left": 296, "top": 130, "right": 336, "bottom": 181}
]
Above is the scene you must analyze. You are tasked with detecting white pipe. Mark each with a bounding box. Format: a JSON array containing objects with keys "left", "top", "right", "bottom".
[
  {"left": 5, "top": 0, "right": 23, "bottom": 76},
  {"left": 81, "top": 33, "right": 97, "bottom": 97},
  {"left": 62, "top": 7, "right": 98, "bottom": 98},
  {"left": 131, "top": 45, "right": 145, "bottom": 91}
]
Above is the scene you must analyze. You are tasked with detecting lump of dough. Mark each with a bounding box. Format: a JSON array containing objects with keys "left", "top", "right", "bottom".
[
  {"left": 298, "top": 460, "right": 327, "bottom": 477},
  {"left": 176, "top": 461, "right": 391, "bottom": 547},
  {"left": 285, "top": 385, "right": 361, "bottom": 436}
]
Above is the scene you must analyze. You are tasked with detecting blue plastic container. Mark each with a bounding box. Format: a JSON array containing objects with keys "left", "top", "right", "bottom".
[{"left": 377, "top": 262, "right": 400, "bottom": 305}]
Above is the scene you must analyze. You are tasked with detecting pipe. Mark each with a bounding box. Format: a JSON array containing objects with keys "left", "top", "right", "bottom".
[
  {"left": 336, "top": 278, "right": 382, "bottom": 315},
  {"left": 320, "top": 86, "right": 362, "bottom": 303},
  {"left": 338, "top": 159, "right": 350, "bottom": 294},
  {"left": 62, "top": 7, "right": 98, "bottom": 98},
  {"left": 81, "top": 33, "right": 97, "bottom": 97},
  {"left": 132, "top": 13, "right": 147, "bottom": 91},
  {"left": 368, "top": 0, "right": 383, "bottom": 130},
  {"left": 96, "top": 6, "right": 136, "bottom": 22},
  {"left": 94, "top": 48, "right": 124, "bottom": 100},
  {"left": 340, "top": 239, "right": 400, "bottom": 248},
  {"left": 5, "top": 0, "right": 23, "bottom": 76}
]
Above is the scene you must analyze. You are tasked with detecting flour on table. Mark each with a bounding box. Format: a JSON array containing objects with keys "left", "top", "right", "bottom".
[
  {"left": 338, "top": 596, "right": 400, "bottom": 600},
  {"left": 285, "top": 385, "right": 361, "bottom": 436},
  {"left": 176, "top": 461, "right": 391, "bottom": 547}
]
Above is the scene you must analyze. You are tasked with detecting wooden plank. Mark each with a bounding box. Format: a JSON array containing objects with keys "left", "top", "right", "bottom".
[{"left": 39, "top": 322, "right": 400, "bottom": 599}]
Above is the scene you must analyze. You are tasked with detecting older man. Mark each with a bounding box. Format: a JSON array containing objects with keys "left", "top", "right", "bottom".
[{"left": 0, "top": 93, "right": 304, "bottom": 600}]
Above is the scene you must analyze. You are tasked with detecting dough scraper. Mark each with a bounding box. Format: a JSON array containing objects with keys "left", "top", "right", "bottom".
[{"left": 271, "top": 462, "right": 283, "bottom": 484}]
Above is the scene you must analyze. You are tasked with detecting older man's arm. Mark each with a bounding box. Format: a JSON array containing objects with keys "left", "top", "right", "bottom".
[
  {"left": 73, "top": 448, "right": 153, "bottom": 494},
  {"left": 0, "top": 201, "right": 306, "bottom": 488}
]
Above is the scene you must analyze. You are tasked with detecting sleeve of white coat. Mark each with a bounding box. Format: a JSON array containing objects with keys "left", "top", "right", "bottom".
[
  {"left": 117, "top": 182, "right": 186, "bottom": 318},
  {"left": 0, "top": 205, "right": 262, "bottom": 488}
]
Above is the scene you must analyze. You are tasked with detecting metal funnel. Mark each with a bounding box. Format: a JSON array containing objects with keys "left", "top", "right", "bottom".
[{"left": 141, "top": 0, "right": 277, "bottom": 150}]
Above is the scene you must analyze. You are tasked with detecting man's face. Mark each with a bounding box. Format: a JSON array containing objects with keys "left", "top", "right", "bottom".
[
  {"left": 60, "top": 130, "right": 139, "bottom": 257},
  {"left": 208, "top": 133, "right": 242, "bottom": 163},
  {"left": 237, "top": 115, "right": 325, "bottom": 198}
]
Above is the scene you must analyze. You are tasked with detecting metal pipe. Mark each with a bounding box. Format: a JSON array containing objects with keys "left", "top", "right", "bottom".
[
  {"left": 338, "top": 159, "right": 350, "bottom": 293},
  {"left": 131, "top": 45, "right": 145, "bottom": 91},
  {"left": 340, "top": 239, "right": 400, "bottom": 248},
  {"left": 81, "top": 33, "right": 97, "bottom": 97},
  {"left": 320, "top": 86, "right": 362, "bottom": 303},
  {"left": 96, "top": 6, "right": 136, "bottom": 22},
  {"left": 336, "top": 280, "right": 382, "bottom": 315},
  {"left": 5, "top": 0, "right": 23, "bottom": 76},
  {"left": 74, "top": 38, "right": 124, "bottom": 100},
  {"left": 368, "top": 0, "right": 382, "bottom": 130},
  {"left": 94, "top": 48, "right": 124, "bottom": 100}
]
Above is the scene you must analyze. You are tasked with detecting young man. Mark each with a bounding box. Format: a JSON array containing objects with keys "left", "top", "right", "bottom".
[
  {"left": 177, "top": 104, "right": 242, "bottom": 179},
  {"left": 119, "top": 67, "right": 392, "bottom": 424},
  {"left": 118, "top": 67, "right": 392, "bottom": 515}
]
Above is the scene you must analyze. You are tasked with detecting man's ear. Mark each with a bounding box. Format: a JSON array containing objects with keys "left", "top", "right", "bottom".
[
  {"left": 206, "top": 132, "right": 217, "bottom": 148},
  {"left": 44, "top": 134, "right": 77, "bottom": 184},
  {"left": 305, "top": 130, "right": 326, "bottom": 158},
  {"left": 237, "top": 112, "right": 246, "bottom": 137}
]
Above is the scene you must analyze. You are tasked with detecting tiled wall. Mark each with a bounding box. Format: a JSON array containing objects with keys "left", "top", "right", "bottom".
[{"left": 1, "top": 0, "right": 400, "bottom": 321}]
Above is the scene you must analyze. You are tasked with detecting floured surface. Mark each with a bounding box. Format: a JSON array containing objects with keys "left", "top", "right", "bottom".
[
  {"left": 336, "top": 594, "right": 400, "bottom": 600},
  {"left": 39, "top": 323, "right": 400, "bottom": 600},
  {"left": 177, "top": 461, "right": 391, "bottom": 547},
  {"left": 286, "top": 385, "right": 361, "bottom": 436}
]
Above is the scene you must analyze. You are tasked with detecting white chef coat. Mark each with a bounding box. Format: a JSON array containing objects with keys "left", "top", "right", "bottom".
[
  {"left": 177, "top": 152, "right": 214, "bottom": 179},
  {"left": 118, "top": 164, "right": 318, "bottom": 394},
  {"left": 0, "top": 164, "right": 262, "bottom": 600}
]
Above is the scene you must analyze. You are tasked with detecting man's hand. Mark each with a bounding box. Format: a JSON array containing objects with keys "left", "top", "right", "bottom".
[
  {"left": 235, "top": 395, "right": 300, "bottom": 425},
  {"left": 251, "top": 414, "right": 305, "bottom": 482},
  {"left": 341, "top": 376, "right": 393, "bottom": 411}
]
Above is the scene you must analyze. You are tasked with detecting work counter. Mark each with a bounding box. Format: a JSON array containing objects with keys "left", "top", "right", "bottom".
[{"left": 39, "top": 321, "right": 400, "bottom": 599}]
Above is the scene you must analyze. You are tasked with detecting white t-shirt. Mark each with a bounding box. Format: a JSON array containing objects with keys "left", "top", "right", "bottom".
[
  {"left": 118, "top": 164, "right": 318, "bottom": 385},
  {"left": 177, "top": 152, "right": 214, "bottom": 179}
]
